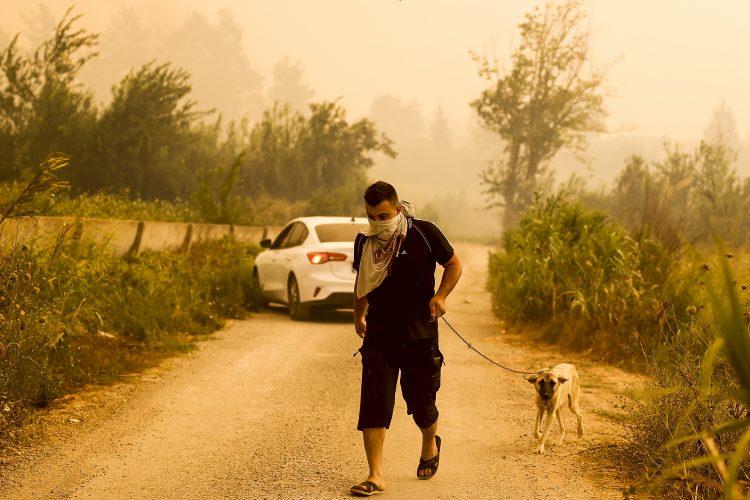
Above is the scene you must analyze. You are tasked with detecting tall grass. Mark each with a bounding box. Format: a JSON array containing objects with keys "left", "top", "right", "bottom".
[
  {"left": 0, "top": 185, "right": 310, "bottom": 226},
  {"left": 487, "top": 193, "right": 696, "bottom": 361},
  {"left": 627, "top": 253, "right": 750, "bottom": 498},
  {"left": 0, "top": 233, "right": 260, "bottom": 424},
  {"left": 0, "top": 156, "right": 261, "bottom": 434},
  {"left": 487, "top": 192, "right": 750, "bottom": 497}
]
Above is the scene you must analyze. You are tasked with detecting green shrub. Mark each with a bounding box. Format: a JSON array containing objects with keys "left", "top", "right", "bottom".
[
  {"left": 0, "top": 231, "right": 259, "bottom": 423},
  {"left": 487, "top": 193, "right": 696, "bottom": 359},
  {"left": 487, "top": 192, "right": 750, "bottom": 497},
  {"left": 47, "top": 190, "right": 201, "bottom": 222},
  {"left": 625, "top": 253, "right": 750, "bottom": 498}
]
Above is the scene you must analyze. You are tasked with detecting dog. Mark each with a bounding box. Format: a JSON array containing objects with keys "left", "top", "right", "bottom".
[{"left": 526, "top": 363, "right": 584, "bottom": 454}]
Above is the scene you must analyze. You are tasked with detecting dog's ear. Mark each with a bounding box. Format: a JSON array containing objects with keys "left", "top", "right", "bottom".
[
  {"left": 557, "top": 377, "right": 568, "bottom": 384},
  {"left": 525, "top": 375, "right": 537, "bottom": 384}
]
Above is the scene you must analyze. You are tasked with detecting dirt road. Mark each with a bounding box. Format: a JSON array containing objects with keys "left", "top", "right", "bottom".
[{"left": 0, "top": 242, "right": 638, "bottom": 499}]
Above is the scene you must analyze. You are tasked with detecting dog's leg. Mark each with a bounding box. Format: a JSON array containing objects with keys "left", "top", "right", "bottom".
[
  {"left": 570, "top": 379, "right": 584, "bottom": 438},
  {"left": 555, "top": 407, "right": 566, "bottom": 445},
  {"left": 533, "top": 407, "right": 542, "bottom": 440},
  {"left": 533, "top": 410, "right": 555, "bottom": 454}
]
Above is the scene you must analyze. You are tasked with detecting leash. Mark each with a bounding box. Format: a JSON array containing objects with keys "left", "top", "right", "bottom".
[
  {"left": 439, "top": 316, "right": 543, "bottom": 376},
  {"left": 352, "top": 315, "right": 542, "bottom": 377}
]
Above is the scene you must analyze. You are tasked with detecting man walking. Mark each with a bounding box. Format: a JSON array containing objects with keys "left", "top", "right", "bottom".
[{"left": 349, "top": 181, "right": 462, "bottom": 497}]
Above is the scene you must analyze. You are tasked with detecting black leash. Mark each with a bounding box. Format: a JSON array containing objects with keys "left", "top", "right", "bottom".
[
  {"left": 352, "top": 315, "right": 542, "bottom": 377},
  {"left": 439, "top": 316, "right": 543, "bottom": 376}
]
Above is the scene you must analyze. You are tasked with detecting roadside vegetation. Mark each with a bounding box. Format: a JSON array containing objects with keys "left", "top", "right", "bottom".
[
  {"left": 0, "top": 9, "right": 393, "bottom": 226},
  {"left": 0, "top": 156, "right": 261, "bottom": 438},
  {"left": 0, "top": 185, "right": 309, "bottom": 226},
  {"left": 488, "top": 191, "right": 750, "bottom": 496},
  {"left": 475, "top": 1, "right": 750, "bottom": 497}
]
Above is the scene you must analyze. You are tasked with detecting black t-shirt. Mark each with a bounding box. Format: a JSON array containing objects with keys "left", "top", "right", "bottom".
[{"left": 353, "top": 217, "right": 454, "bottom": 340}]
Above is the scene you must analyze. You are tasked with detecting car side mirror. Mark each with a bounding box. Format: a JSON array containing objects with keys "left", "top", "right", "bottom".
[{"left": 260, "top": 238, "right": 272, "bottom": 248}]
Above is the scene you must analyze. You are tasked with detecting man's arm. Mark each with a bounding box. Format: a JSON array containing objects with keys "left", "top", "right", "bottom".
[
  {"left": 429, "top": 253, "right": 462, "bottom": 320},
  {"left": 352, "top": 233, "right": 367, "bottom": 338},
  {"left": 354, "top": 293, "right": 368, "bottom": 338}
]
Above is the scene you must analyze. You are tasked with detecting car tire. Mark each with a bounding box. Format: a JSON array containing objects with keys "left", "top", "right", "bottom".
[
  {"left": 252, "top": 268, "right": 268, "bottom": 309},
  {"left": 287, "top": 274, "right": 311, "bottom": 321}
]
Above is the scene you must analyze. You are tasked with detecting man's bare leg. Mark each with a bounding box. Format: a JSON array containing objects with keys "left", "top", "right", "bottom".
[
  {"left": 418, "top": 419, "right": 438, "bottom": 478},
  {"left": 362, "top": 427, "right": 386, "bottom": 489}
]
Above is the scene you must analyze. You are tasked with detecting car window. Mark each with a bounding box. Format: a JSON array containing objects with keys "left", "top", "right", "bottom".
[
  {"left": 271, "top": 223, "right": 295, "bottom": 249},
  {"left": 283, "top": 222, "right": 308, "bottom": 248},
  {"left": 295, "top": 224, "right": 309, "bottom": 246},
  {"left": 315, "top": 223, "right": 368, "bottom": 242}
]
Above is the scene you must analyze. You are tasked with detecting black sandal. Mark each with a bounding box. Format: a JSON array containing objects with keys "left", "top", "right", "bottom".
[
  {"left": 417, "top": 435, "right": 441, "bottom": 480},
  {"left": 349, "top": 480, "right": 384, "bottom": 496}
]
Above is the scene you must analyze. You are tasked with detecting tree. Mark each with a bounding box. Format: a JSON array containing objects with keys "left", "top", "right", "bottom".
[
  {"left": 165, "top": 11, "right": 264, "bottom": 121},
  {"left": 0, "top": 7, "right": 98, "bottom": 182},
  {"left": 471, "top": 0, "right": 607, "bottom": 229},
  {"left": 369, "top": 94, "right": 425, "bottom": 144},
  {"left": 267, "top": 57, "right": 315, "bottom": 113},
  {"left": 430, "top": 104, "right": 451, "bottom": 148},
  {"left": 242, "top": 101, "right": 396, "bottom": 212},
  {"left": 609, "top": 142, "right": 746, "bottom": 246},
  {"left": 703, "top": 100, "right": 741, "bottom": 154},
  {"left": 84, "top": 62, "right": 208, "bottom": 199},
  {"left": 191, "top": 153, "right": 245, "bottom": 224},
  {"left": 82, "top": 7, "right": 152, "bottom": 102}
]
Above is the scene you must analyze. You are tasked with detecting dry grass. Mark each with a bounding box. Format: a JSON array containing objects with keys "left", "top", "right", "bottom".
[
  {"left": 487, "top": 194, "right": 750, "bottom": 497},
  {"left": 0, "top": 233, "right": 261, "bottom": 434}
]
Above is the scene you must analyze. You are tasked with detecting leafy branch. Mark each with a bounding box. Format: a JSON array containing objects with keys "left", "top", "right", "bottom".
[{"left": 0, "top": 153, "right": 70, "bottom": 226}]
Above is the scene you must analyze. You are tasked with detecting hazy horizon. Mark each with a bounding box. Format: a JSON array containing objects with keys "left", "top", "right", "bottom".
[
  {"left": 3, "top": 0, "right": 749, "bottom": 238},
  {"left": 2, "top": 0, "right": 749, "bottom": 141}
]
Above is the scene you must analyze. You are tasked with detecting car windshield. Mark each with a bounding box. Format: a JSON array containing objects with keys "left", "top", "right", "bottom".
[{"left": 315, "top": 223, "right": 367, "bottom": 242}]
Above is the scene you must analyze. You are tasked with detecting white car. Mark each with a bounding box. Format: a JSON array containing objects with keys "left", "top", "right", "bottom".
[{"left": 253, "top": 216, "right": 368, "bottom": 320}]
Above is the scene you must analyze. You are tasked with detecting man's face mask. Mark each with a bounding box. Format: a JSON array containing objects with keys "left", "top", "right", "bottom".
[
  {"left": 365, "top": 202, "right": 402, "bottom": 239},
  {"left": 367, "top": 212, "right": 401, "bottom": 237}
]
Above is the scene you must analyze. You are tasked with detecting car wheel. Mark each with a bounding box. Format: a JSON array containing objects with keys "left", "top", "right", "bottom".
[
  {"left": 287, "top": 274, "right": 311, "bottom": 321},
  {"left": 252, "top": 268, "right": 268, "bottom": 309}
]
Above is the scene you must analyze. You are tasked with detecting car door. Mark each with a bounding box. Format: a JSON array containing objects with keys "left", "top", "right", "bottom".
[
  {"left": 259, "top": 222, "right": 295, "bottom": 300},
  {"left": 274, "top": 222, "right": 309, "bottom": 301}
]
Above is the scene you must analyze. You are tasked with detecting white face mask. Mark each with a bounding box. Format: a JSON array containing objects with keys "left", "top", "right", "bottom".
[{"left": 366, "top": 210, "right": 403, "bottom": 239}]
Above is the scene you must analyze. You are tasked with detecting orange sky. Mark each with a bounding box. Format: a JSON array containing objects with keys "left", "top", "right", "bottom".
[{"left": 3, "top": 0, "right": 750, "bottom": 141}]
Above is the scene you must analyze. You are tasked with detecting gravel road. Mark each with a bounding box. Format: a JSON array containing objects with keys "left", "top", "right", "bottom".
[{"left": 0, "top": 242, "right": 638, "bottom": 499}]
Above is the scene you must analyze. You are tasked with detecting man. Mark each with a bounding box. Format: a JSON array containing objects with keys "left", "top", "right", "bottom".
[{"left": 349, "top": 181, "right": 462, "bottom": 497}]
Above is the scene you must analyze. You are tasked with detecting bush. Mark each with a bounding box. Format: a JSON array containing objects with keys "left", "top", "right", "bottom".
[
  {"left": 588, "top": 142, "right": 750, "bottom": 249},
  {"left": 625, "top": 253, "right": 750, "bottom": 498},
  {"left": 47, "top": 190, "right": 200, "bottom": 222},
  {"left": 2, "top": 12, "right": 393, "bottom": 212},
  {"left": 487, "top": 192, "right": 750, "bottom": 497},
  {"left": 487, "top": 193, "right": 694, "bottom": 360},
  {"left": 0, "top": 230, "right": 260, "bottom": 427}
]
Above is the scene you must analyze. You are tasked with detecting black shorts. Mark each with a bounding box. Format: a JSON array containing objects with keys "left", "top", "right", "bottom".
[{"left": 357, "top": 327, "right": 444, "bottom": 431}]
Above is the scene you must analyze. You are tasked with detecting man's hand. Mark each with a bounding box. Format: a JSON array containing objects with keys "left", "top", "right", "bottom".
[
  {"left": 355, "top": 316, "right": 367, "bottom": 338},
  {"left": 430, "top": 253, "right": 461, "bottom": 322},
  {"left": 429, "top": 294, "right": 446, "bottom": 321}
]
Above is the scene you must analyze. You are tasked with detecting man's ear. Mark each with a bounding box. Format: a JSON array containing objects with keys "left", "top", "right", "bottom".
[
  {"left": 557, "top": 377, "right": 568, "bottom": 384},
  {"left": 526, "top": 375, "right": 537, "bottom": 384}
]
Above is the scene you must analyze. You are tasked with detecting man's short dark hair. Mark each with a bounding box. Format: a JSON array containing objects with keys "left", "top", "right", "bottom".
[{"left": 364, "top": 181, "right": 398, "bottom": 207}]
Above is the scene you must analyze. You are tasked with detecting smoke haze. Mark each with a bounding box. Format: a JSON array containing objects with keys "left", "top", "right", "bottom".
[{"left": 3, "top": 0, "right": 749, "bottom": 238}]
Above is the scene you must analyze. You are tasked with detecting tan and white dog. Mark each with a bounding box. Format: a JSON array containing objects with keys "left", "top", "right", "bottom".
[{"left": 526, "top": 363, "right": 584, "bottom": 454}]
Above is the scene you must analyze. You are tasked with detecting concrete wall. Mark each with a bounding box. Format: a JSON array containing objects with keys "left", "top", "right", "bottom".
[{"left": 0, "top": 216, "right": 277, "bottom": 256}]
